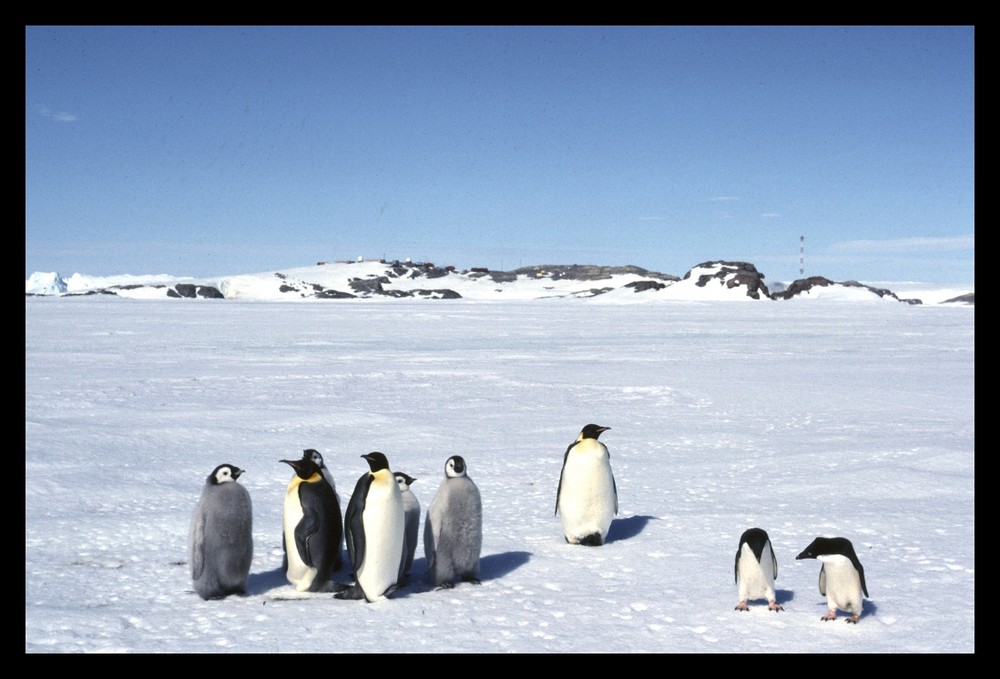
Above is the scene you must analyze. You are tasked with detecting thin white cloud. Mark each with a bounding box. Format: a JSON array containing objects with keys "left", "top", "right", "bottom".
[
  {"left": 38, "top": 105, "right": 78, "bottom": 123},
  {"left": 830, "top": 235, "right": 974, "bottom": 253},
  {"left": 761, "top": 212, "right": 781, "bottom": 219},
  {"left": 710, "top": 196, "right": 738, "bottom": 202}
]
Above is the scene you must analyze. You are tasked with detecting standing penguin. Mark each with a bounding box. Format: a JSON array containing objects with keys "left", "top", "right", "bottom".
[
  {"left": 302, "top": 449, "right": 343, "bottom": 571},
  {"left": 424, "top": 455, "right": 483, "bottom": 588},
  {"left": 555, "top": 424, "right": 617, "bottom": 546},
  {"left": 796, "top": 536, "right": 869, "bottom": 623},
  {"left": 734, "top": 527, "right": 783, "bottom": 612},
  {"left": 395, "top": 471, "right": 420, "bottom": 583},
  {"left": 281, "top": 455, "right": 343, "bottom": 592},
  {"left": 189, "top": 463, "right": 253, "bottom": 600},
  {"left": 336, "top": 452, "right": 405, "bottom": 602}
]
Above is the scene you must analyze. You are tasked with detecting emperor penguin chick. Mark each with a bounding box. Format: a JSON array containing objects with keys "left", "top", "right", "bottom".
[
  {"left": 424, "top": 455, "right": 483, "bottom": 588},
  {"left": 394, "top": 471, "right": 420, "bottom": 583},
  {"left": 189, "top": 463, "right": 253, "bottom": 600}
]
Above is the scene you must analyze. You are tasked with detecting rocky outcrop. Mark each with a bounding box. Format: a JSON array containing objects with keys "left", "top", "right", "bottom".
[
  {"left": 775, "top": 276, "right": 922, "bottom": 304},
  {"left": 685, "top": 261, "right": 772, "bottom": 300}
]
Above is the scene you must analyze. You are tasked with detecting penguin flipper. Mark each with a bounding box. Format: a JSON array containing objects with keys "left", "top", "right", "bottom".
[
  {"left": 344, "top": 472, "right": 371, "bottom": 575},
  {"left": 555, "top": 447, "right": 572, "bottom": 515},
  {"left": 769, "top": 542, "right": 778, "bottom": 580},
  {"left": 190, "top": 510, "right": 205, "bottom": 581},
  {"left": 858, "top": 563, "right": 869, "bottom": 598},
  {"left": 423, "top": 512, "right": 436, "bottom": 573},
  {"left": 818, "top": 564, "right": 827, "bottom": 596},
  {"left": 612, "top": 471, "right": 619, "bottom": 515},
  {"left": 293, "top": 506, "right": 322, "bottom": 568}
]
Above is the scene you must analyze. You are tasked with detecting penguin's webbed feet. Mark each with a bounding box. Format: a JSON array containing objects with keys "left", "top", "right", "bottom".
[
  {"left": 846, "top": 614, "right": 860, "bottom": 624},
  {"left": 821, "top": 610, "right": 838, "bottom": 621},
  {"left": 462, "top": 576, "right": 482, "bottom": 585},
  {"left": 434, "top": 582, "right": 456, "bottom": 590},
  {"left": 735, "top": 602, "right": 749, "bottom": 611},
  {"left": 767, "top": 601, "right": 784, "bottom": 612}
]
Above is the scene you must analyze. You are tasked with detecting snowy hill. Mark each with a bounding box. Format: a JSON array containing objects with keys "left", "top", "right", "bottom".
[{"left": 25, "top": 260, "right": 974, "bottom": 305}]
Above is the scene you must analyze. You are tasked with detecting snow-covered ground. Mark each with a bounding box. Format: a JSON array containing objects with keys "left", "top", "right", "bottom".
[{"left": 25, "top": 292, "right": 974, "bottom": 653}]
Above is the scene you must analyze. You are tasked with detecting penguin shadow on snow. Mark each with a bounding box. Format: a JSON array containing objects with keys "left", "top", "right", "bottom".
[
  {"left": 800, "top": 597, "right": 878, "bottom": 620},
  {"left": 245, "top": 564, "right": 299, "bottom": 596},
  {"left": 604, "top": 515, "right": 657, "bottom": 543},
  {"left": 391, "top": 551, "right": 533, "bottom": 597}
]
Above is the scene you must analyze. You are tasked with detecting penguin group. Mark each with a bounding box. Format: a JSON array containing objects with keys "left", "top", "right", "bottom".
[
  {"left": 187, "top": 423, "right": 871, "bottom": 624},
  {"left": 731, "top": 528, "right": 869, "bottom": 623}
]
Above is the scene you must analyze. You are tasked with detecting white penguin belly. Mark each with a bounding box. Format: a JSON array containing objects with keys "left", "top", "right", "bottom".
[
  {"left": 737, "top": 543, "right": 775, "bottom": 601},
  {"left": 818, "top": 555, "right": 862, "bottom": 613},
  {"left": 283, "top": 489, "right": 317, "bottom": 591},
  {"left": 357, "top": 481, "right": 404, "bottom": 601},
  {"left": 559, "top": 448, "right": 616, "bottom": 539}
]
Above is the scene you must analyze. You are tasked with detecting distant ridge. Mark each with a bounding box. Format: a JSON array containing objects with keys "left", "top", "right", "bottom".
[{"left": 25, "top": 260, "right": 973, "bottom": 305}]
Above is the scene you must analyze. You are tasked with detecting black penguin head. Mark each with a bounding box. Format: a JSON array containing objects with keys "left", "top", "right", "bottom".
[
  {"left": 796, "top": 536, "right": 857, "bottom": 561},
  {"left": 362, "top": 452, "right": 391, "bottom": 473},
  {"left": 580, "top": 424, "right": 610, "bottom": 440},
  {"left": 303, "top": 448, "right": 325, "bottom": 468},
  {"left": 208, "top": 464, "right": 243, "bottom": 485},
  {"left": 444, "top": 455, "right": 467, "bottom": 478},
  {"left": 281, "top": 457, "right": 321, "bottom": 480},
  {"left": 738, "top": 528, "right": 770, "bottom": 562},
  {"left": 395, "top": 472, "right": 416, "bottom": 489}
]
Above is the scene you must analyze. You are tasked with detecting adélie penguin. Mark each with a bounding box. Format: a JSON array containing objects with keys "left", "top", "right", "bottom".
[
  {"left": 189, "top": 463, "right": 254, "bottom": 600},
  {"left": 281, "top": 455, "right": 343, "bottom": 592},
  {"left": 335, "top": 452, "right": 405, "bottom": 602},
  {"left": 734, "top": 527, "right": 783, "bottom": 611},
  {"left": 394, "top": 471, "right": 420, "bottom": 583},
  {"left": 555, "top": 424, "right": 617, "bottom": 546},
  {"left": 424, "top": 456, "right": 483, "bottom": 588},
  {"left": 796, "top": 536, "right": 869, "bottom": 623}
]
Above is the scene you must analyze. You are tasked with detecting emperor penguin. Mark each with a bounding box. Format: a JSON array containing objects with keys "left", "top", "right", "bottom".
[
  {"left": 336, "top": 452, "right": 405, "bottom": 602},
  {"left": 424, "top": 456, "right": 483, "bottom": 588},
  {"left": 394, "top": 471, "right": 420, "bottom": 583},
  {"left": 302, "top": 448, "right": 343, "bottom": 571},
  {"left": 796, "top": 536, "right": 869, "bottom": 623},
  {"left": 189, "top": 463, "right": 253, "bottom": 600},
  {"left": 734, "top": 527, "right": 783, "bottom": 612},
  {"left": 555, "top": 424, "right": 617, "bottom": 546},
  {"left": 281, "top": 455, "right": 343, "bottom": 592}
]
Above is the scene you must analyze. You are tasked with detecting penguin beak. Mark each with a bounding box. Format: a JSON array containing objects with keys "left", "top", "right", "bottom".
[{"left": 231, "top": 467, "right": 244, "bottom": 480}]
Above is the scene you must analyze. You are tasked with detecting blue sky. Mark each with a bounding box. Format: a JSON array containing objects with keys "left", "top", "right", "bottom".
[{"left": 25, "top": 26, "right": 974, "bottom": 284}]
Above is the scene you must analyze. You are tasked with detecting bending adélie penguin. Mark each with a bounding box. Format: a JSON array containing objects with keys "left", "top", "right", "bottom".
[
  {"left": 555, "top": 424, "right": 617, "bottom": 546},
  {"left": 189, "top": 463, "right": 254, "bottom": 600},
  {"left": 796, "top": 536, "right": 869, "bottom": 623},
  {"left": 734, "top": 527, "right": 783, "bottom": 612}
]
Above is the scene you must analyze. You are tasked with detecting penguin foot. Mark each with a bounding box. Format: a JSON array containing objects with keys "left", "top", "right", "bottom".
[
  {"left": 332, "top": 583, "right": 366, "bottom": 600},
  {"left": 821, "top": 610, "right": 838, "bottom": 621},
  {"left": 768, "top": 601, "right": 784, "bottom": 612},
  {"left": 577, "top": 533, "right": 605, "bottom": 547},
  {"left": 735, "top": 602, "right": 749, "bottom": 611},
  {"left": 846, "top": 615, "right": 860, "bottom": 624},
  {"left": 462, "top": 576, "right": 482, "bottom": 585},
  {"left": 434, "top": 582, "right": 456, "bottom": 590}
]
